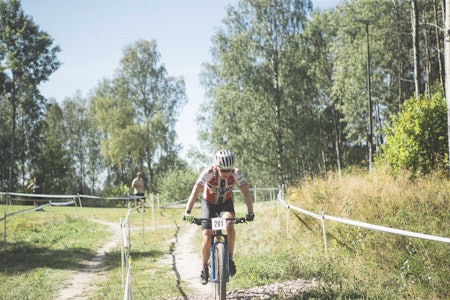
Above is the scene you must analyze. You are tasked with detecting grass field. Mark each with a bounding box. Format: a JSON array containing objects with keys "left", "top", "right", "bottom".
[{"left": 1, "top": 170, "right": 449, "bottom": 299}]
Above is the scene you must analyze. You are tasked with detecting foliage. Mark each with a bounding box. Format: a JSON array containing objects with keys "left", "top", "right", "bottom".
[
  {"left": 90, "top": 40, "right": 187, "bottom": 194},
  {"left": 157, "top": 168, "right": 198, "bottom": 204},
  {"left": 200, "top": 0, "right": 315, "bottom": 188},
  {"left": 1, "top": 0, "right": 450, "bottom": 194},
  {"left": 33, "top": 135, "right": 73, "bottom": 194},
  {"left": 101, "top": 182, "right": 131, "bottom": 198},
  {"left": 379, "top": 91, "right": 448, "bottom": 175},
  {"left": 61, "top": 94, "right": 100, "bottom": 192},
  {"left": 0, "top": 0, "right": 60, "bottom": 191}
]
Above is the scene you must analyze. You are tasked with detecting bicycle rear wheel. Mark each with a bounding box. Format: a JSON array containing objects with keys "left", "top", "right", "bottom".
[{"left": 214, "top": 243, "right": 227, "bottom": 299}]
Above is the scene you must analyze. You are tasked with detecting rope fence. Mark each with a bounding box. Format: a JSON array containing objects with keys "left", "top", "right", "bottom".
[
  {"left": 120, "top": 201, "right": 147, "bottom": 300},
  {"left": 1, "top": 191, "right": 150, "bottom": 300},
  {"left": 276, "top": 187, "right": 450, "bottom": 260},
  {"left": 1, "top": 199, "right": 77, "bottom": 256}
]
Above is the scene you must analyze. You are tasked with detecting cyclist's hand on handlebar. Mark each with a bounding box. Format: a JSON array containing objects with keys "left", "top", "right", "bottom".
[
  {"left": 183, "top": 213, "right": 195, "bottom": 223},
  {"left": 245, "top": 213, "right": 255, "bottom": 221}
]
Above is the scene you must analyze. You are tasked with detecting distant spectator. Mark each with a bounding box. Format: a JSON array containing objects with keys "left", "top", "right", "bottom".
[
  {"left": 76, "top": 178, "right": 84, "bottom": 194},
  {"left": 27, "top": 177, "right": 43, "bottom": 208},
  {"left": 131, "top": 172, "right": 145, "bottom": 212}
]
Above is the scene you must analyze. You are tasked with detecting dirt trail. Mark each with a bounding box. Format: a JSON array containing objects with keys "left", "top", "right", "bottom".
[
  {"left": 54, "top": 220, "right": 121, "bottom": 300},
  {"left": 163, "top": 223, "right": 212, "bottom": 298},
  {"left": 54, "top": 218, "right": 316, "bottom": 300},
  {"left": 53, "top": 218, "right": 209, "bottom": 300}
]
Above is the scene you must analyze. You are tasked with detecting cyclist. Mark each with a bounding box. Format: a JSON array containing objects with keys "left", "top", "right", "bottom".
[{"left": 184, "top": 149, "right": 254, "bottom": 285}]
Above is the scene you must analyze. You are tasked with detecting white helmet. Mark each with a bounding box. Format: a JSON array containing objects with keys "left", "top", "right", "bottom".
[{"left": 215, "top": 150, "right": 234, "bottom": 170}]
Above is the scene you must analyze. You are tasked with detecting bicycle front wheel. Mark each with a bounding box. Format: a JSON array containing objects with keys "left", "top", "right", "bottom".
[{"left": 214, "top": 243, "right": 227, "bottom": 300}]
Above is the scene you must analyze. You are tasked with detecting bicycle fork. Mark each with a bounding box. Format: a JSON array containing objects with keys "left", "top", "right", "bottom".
[{"left": 210, "top": 233, "right": 230, "bottom": 283}]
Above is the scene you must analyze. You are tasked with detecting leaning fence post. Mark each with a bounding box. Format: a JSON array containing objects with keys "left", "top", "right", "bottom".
[
  {"left": 151, "top": 195, "right": 155, "bottom": 230},
  {"left": 74, "top": 196, "right": 80, "bottom": 219},
  {"left": 49, "top": 201, "right": 53, "bottom": 227},
  {"left": 3, "top": 211, "right": 6, "bottom": 256},
  {"left": 286, "top": 205, "right": 290, "bottom": 235},
  {"left": 321, "top": 211, "right": 328, "bottom": 260},
  {"left": 120, "top": 218, "right": 125, "bottom": 289},
  {"left": 277, "top": 189, "right": 281, "bottom": 230},
  {"left": 141, "top": 202, "right": 145, "bottom": 238}
]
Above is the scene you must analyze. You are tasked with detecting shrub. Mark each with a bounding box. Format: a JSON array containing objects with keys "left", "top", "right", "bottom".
[{"left": 379, "top": 91, "right": 448, "bottom": 175}]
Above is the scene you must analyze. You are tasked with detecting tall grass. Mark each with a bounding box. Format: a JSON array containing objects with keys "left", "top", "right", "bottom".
[{"left": 231, "top": 169, "right": 450, "bottom": 299}]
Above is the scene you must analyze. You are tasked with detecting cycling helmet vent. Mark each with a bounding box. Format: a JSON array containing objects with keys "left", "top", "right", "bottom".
[{"left": 215, "top": 150, "right": 234, "bottom": 170}]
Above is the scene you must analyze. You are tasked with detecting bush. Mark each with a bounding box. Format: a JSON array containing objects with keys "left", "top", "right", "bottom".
[{"left": 379, "top": 92, "right": 448, "bottom": 175}]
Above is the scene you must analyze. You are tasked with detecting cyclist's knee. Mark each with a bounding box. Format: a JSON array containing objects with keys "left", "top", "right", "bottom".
[
  {"left": 202, "top": 229, "right": 212, "bottom": 239},
  {"left": 221, "top": 211, "right": 234, "bottom": 218}
]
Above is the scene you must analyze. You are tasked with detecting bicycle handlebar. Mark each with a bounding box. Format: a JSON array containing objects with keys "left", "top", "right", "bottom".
[{"left": 192, "top": 217, "right": 247, "bottom": 226}]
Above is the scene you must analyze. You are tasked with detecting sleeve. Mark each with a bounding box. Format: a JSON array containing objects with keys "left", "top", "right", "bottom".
[
  {"left": 196, "top": 167, "right": 214, "bottom": 187},
  {"left": 234, "top": 168, "right": 248, "bottom": 187}
]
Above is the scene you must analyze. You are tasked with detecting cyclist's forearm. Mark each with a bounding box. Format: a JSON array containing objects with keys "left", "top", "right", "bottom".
[
  {"left": 185, "top": 184, "right": 202, "bottom": 213},
  {"left": 240, "top": 185, "right": 254, "bottom": 213}
]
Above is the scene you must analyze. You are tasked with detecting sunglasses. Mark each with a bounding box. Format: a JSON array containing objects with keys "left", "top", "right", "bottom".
[{"left": 218, "top": 168, "right": 232, "bottom": 173}]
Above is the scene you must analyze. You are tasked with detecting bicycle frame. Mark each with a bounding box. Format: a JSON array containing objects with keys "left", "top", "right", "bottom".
[{"left": 192, "top": 216, "right": 246, "bottom": 290}]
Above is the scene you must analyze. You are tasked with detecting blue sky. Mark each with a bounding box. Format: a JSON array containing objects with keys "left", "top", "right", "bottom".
[{"left": 20, "top": 0, "right": 339, "bottom": 159}]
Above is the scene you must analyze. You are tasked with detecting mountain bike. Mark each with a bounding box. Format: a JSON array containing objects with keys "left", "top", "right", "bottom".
[{"left": 191, "top": 216, "right": 246, "bottom": 300}]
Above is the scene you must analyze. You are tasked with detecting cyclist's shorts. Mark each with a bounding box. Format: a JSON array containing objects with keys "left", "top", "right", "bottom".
[{"left": 201, "top": 198, "right": 235, "bottom": 230}]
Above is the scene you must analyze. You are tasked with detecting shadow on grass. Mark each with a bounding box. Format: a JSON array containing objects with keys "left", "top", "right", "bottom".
[
  {"left": 293, "top": 213, "right": 353, "bottom": 252},
  {"left": 0, "top": 241, "right": 165, "bottom": 274}
]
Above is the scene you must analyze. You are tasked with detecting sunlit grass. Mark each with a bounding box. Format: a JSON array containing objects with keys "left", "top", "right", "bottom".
[
  {"left": 0, "top": 205, "right": 184, "bottom": 300},
  {"left": 230, "top": 169, "right": 450, "bottom": 299}
]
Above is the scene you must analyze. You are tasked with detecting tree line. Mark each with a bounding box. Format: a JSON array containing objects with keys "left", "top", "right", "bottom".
[
  {"left": 199, "top": 0, "right": 449, "bottom": 187},
  {"left": 1, "top": 0, "right": 448, "bottom": 199}
]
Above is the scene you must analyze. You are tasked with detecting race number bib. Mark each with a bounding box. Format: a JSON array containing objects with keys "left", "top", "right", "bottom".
[{"left": 211, "top": 217, "right": 227, "bottom": 230}]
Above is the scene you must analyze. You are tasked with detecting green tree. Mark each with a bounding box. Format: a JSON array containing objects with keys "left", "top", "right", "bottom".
[
  {"left": 379, "top": 91, "right": 448, "bottom": 175},
  {"left": 200, "top": 0, "right": 313, "bottom": 188},
  {"left": 301, "top": 8, "right": 343, "bottom": 174},
  {"left": 157, "top": 167, "right": 197, "bottom": 205},
  {"left": 31, "top": 101, "right": 74, "bottom": 194},
  {"left": 62, "top": 93, "right": 96, "bottom": 192},
  {"left": 0, "top": 0, "right": 60, "bottom": 191},
  {"left": 92, "top": 40, "right": 187, "bottom": 194}
]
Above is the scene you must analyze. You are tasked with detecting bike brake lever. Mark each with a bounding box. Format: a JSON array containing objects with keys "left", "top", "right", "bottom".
[{"left": 236, "top": 217, "right": 247, "bottom": 224}]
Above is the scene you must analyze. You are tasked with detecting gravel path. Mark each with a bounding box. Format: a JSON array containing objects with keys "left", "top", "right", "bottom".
[
  {"left": 168, "top": 224, "right": 317, "bottom": 300},
  {"left": 54, "top": 220, "right": 121, "bottom": 300},
  {"left": 54, "top": 218, "right": 317, "bottom": 299},
  {"left": 162, "top": 223, "right": 213, "bottom": 298}
]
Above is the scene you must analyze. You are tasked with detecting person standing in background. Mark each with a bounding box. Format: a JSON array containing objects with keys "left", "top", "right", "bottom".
[
  {"left": 27, "top": 177, "right": 43, "bottom": 208},
  {"left": 76, "top": 177, "right": 84, "bottom": 195},
  {"left": 131, "top": 172, "right": 145, "bottom": 211}
]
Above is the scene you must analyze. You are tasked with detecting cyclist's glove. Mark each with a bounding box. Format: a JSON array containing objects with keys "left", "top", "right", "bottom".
[
  {"left": 183, "top": 214, "right": 195, "bottom": 223},
  {"left": 245, "top": 213, "right": 255, "bottom": 221}
]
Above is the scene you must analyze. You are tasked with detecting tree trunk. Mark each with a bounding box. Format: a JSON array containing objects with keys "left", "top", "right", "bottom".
[
  {"left": 8, "top": 86, "right": 17, "bottom": 192},
  {"left": 422, "top": 1, "right": 432, "bottom": 98},
  {"left": 433, "top": 0, "right": 444, "bottom": 93},
  {"left": 272, "top": 53, "right": 284, "bottom": 188},
  {"left": 394, "top": 2, "right": 404, "bottom": 107},
  {"left": 412, "top": 0, "right": 421, "bottom": 98},
  {"left": 445, "top": 0, "right": 450, "bottom": 172},
  {"left": 331, "top": 99, "right": 342, "bottom": 177}
]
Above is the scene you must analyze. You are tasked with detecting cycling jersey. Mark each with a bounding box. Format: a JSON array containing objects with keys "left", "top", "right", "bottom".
[{"left": 196, "top": 166, "right": 248, "bottom": 204}]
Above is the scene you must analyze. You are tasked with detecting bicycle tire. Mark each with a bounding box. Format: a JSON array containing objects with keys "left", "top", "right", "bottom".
[{"left": 214, "top": 243, "right": 227, "bottom": 299}]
